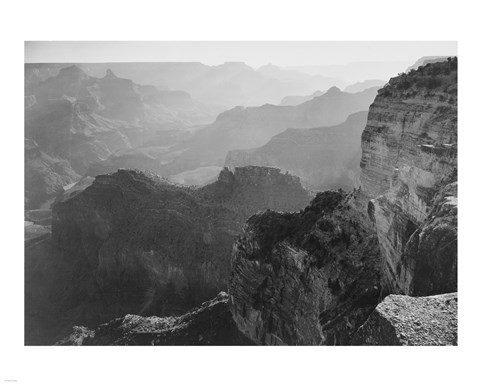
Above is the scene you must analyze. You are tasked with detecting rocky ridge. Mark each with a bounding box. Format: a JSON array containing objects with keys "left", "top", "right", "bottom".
[
  {"left": 26, "top": 166, "right": 310, "bottom": 345},
  {"left": 229, "top": 189, "right": 382, "bottom": 345},
  {"left": 57, "top": 292, "right": 253, "bottom": 346}
]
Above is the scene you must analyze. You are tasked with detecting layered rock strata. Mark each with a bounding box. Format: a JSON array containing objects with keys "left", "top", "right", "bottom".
[{"left": 360, "top": 58, "right": 457, "bottom": 294}]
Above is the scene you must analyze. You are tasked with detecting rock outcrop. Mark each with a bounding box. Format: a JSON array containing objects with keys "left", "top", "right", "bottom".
[
  {"left": 25, "top": 166, "right": 310, "bottom": 345},
  {"left": 229, "top": 190, "right": 382, "bottom": 345},
  {"left": 360, "top": 57, "right": 457, "bottom": 294},
  {"left": 353, "top": 293, "right": 457, "bottom": 345},
  {"left": 57, "top": 292, "right": 253, "bottom": 346},
  {"left": 225, "top": 111, "right": 368, "bottom": 191}
]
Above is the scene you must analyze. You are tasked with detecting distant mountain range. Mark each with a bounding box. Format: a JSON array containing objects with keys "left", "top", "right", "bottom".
[
  {"left": 26, "top": 62, "right": 346, "bottom": 109},
  {"left": 225, "top": 111, "right": 369, "bottom": 191},
  {"left": 155, "top": 86, "right": 380, "bottom": 179},
  {"left": 279, "top": 79, "right": 385, "bottom": 106},
  {"left": 24, "top": 65, "right": 217, "bottom": 209},
  {"left": 288, "top": 60, "right": 411, "bottom": 83}
]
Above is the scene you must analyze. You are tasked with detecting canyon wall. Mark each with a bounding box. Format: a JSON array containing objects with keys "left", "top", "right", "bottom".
[
  {"left": 360, "top": 58, "right": 457, "bottom": 294},
  {"left": 229, "top": 58, "right": 458, "bottom": 345}
]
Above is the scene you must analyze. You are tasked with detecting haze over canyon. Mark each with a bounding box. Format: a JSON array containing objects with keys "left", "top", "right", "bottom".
[{"left": 24, "top": 51, "right": 457, "bottom": 346}]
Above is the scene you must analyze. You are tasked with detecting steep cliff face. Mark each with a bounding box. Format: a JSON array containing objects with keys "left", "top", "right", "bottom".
[
  {"left": 26, "top": 166, "right": 310, "bottom": 345},
  {"left": 229, "top": 190, "right": 382, "bottom": 345},
  {"left": 360, "top": 58, "right": 457, "bottom": 294},
  {"left": 225, "top": 111, "right": 368, "bottom": 191},
  {"left": 398, "top": 181, "right": 457, "bottom": 295}
]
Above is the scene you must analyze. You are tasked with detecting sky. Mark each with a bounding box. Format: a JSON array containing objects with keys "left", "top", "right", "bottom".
[{"left": 25, "top": 41, "right": 457, "bottom": 68}]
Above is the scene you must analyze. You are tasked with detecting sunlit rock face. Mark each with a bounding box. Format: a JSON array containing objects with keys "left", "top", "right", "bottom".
[{"left": 359, "top": 58, "right": 457, "bottom": 294}]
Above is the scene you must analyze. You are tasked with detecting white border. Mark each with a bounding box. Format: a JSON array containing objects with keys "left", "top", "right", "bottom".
[{"left": 1, "top": 1, "right": 478, "bottom": 383}]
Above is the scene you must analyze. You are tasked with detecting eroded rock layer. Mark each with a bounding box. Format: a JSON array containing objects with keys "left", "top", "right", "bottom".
[{"left": 360, "top": 58, "right": 457, "bottom": 294}]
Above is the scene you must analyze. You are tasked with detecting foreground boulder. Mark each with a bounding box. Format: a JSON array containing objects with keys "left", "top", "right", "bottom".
[
  {"left": 57, "top": 292, "right": 253, "bottom": 346},
  {"left": 353, "top": 293, "right": 457, "bottom": 345}
]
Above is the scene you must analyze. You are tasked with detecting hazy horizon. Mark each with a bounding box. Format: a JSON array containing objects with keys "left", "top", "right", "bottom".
[{"left": 25, "top": 41, "right": 457, "bottom": 68}]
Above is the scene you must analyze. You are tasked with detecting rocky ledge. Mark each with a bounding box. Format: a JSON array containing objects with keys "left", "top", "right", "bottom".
[
  {"left": 56, "top": 292, "right": 253, "bottom": 346},
  {"left": 353, "top": 292, "right": 457, "bottom": 345}
]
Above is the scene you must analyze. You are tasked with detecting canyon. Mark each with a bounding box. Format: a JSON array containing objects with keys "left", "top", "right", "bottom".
[
  {"left": 25, "top": 58, "right": 458, "bottom": 346},
  {"left": 24, "top": 65, "right": 218, "bottom": 210},
  {"left": 162, "top": 86, "right": 380, "bottom": 178},
  {"left": 227, "top": 57, "right": 457, "bottom": 345}
]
